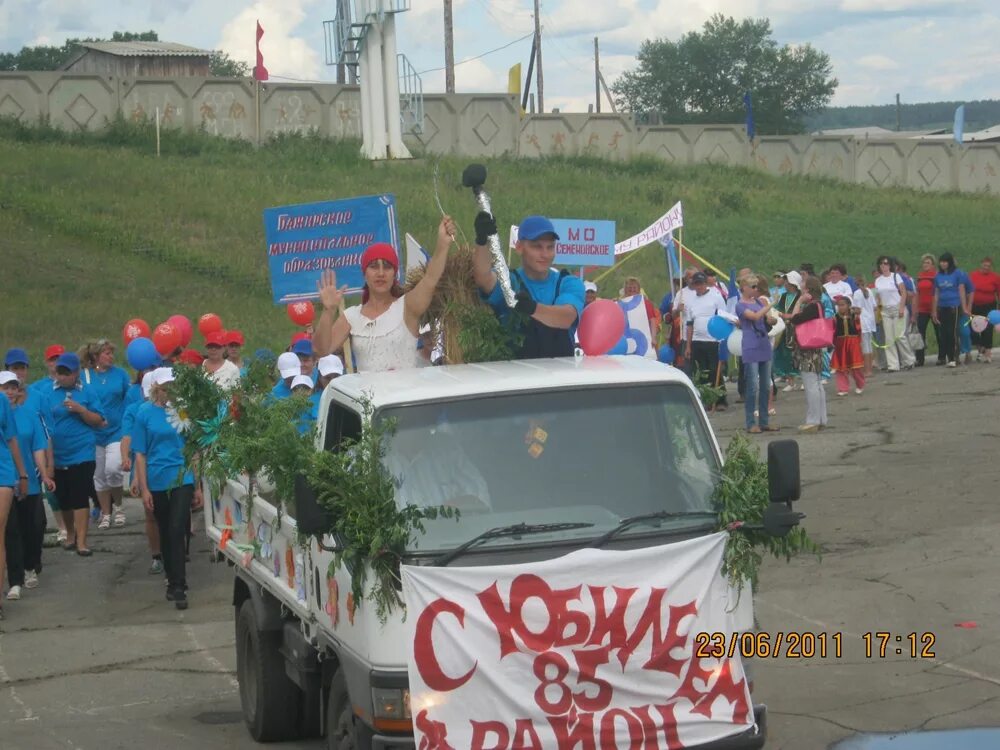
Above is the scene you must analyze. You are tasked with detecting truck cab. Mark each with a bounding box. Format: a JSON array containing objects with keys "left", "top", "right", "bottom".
[{"left": 208, "top": 356, "right": 795, "bottom": 748}]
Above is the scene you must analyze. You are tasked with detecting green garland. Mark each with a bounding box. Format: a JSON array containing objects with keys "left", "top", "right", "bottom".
[
  {"left": 714, "top": 432, "right": 820, "bottom": 592},
  {"left": 307, "top": 399, "right": 458, "bottom": 624},
  {"left": 170, "top": 366, "right": 455, "bottom": 623}
]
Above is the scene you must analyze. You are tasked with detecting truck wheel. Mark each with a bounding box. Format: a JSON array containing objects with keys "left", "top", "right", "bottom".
[
  {"left": 236, "top": 599, "right": 301, "bottom": 742},
  {"left": 326, "top": 670, "right": 361, "bottom": 750}
]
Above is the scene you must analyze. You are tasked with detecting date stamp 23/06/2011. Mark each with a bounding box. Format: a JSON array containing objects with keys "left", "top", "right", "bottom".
[{"left": 694, "top": 631, "right": 937, "bottom": 660}]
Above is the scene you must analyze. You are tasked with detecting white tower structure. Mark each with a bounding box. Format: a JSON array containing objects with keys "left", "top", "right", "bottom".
[{"left": 325, "top": 1, "right": 422, "bottom": 160}]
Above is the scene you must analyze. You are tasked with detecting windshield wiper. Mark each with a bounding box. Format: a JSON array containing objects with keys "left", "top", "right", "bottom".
[
  {"left": 434, "top": 522, "right": 595, "bottom": 567},
  {"left": 588, "top": 511, "right": 717, "bottom": 549}
]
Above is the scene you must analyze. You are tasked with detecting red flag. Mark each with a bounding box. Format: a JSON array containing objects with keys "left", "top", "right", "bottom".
[{"left": 254, "top": 20, "right": 269, "bottom": 81}]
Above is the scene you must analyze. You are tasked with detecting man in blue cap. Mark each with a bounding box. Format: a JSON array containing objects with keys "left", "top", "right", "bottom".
[{"left": 472, "top": 212, "right": 584, "bottom": 359}]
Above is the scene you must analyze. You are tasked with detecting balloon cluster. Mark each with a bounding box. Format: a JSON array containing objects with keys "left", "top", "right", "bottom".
[{"left": 123, "top": 312, "right": 227, "bottom": 370}]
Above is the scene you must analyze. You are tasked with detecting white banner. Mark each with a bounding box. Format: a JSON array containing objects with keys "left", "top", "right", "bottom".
[
  {"left": 614, "top": 201, "right": 684, "bottom": 256},
  {"left": 509, "top": 202, "right": 684, "bottom": 259},
  {"left": 405, "top": 232, "right": 430, "bottom": 273},
  {"left": 402, "top": 532, "right": 754, "bottom": 750},
  {"left": 619, "top": 294, "right": 657, "bottom": 358}
]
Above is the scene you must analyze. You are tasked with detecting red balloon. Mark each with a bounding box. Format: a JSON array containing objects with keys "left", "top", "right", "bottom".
[
  {"left": 287, "top": 301, "right": 315, "bottom": 327},
  {"left": 198, "top": 313, "right": 223, "bottom": 338},
  {"left": 577, "top": 299, "right": 626, "bottom": 356},
  {"left": 122, "top": 318, "right": 151, "bottom": 344},
  {"left": 152, "top": 322, "right": 182, "bottom": 356},
  {"left": 167, "top": 314, "right": 193, "bottom": 347}
]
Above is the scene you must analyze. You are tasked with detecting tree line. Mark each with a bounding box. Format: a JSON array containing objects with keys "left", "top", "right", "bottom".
[
  {"left": 804, "top": 100, "right": 1000, "bottom": 134},
  {"left": 0, "top": 30, "right": 250, "bottom": 78}
]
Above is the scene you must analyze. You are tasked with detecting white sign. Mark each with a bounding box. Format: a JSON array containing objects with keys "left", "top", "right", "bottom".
[
  {"left": 614, "top": 202, "right": 684, "bottom": 256},
  {"left": 402, "top": 532, "right": 754, "bottom": 750},
  {"left": 406, "top": 232, "right": 430, "bottom": 273},
  {"left": 508, "top": 202, "right": 684, "bottom": 260}
]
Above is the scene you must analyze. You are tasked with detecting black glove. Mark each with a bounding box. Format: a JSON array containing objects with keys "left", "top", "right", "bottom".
[
  {"left": 474, "top": 211, "right": 497, "bottom": 246},
  {"left": 514, "top": 289, "right": 537, "bottom": 316}
]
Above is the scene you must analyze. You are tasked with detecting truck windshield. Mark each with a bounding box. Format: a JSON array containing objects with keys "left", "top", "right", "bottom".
[{"left": 378, "top": 383, "right": 721, "bottom": 553}]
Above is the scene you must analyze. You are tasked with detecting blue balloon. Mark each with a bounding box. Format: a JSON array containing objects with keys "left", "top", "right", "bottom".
[
  {"left": 707, "top": 315, "right": 735, "bottom": 341},
  {"left": 607, "top": 337, "right": 628, "bottom": 355},
  {"left": 988, "top": 310, "right": 1000, "bottom": 327},
  {"left": 657, "top": 345, "right": 676, "bottom": 364},
  {"left": 126, "top": 337, "right": 159, "bottom": 371}
]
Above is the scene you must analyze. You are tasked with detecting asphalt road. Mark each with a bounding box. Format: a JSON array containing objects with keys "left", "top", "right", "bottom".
[{"left": 0, "top": 359, "right": 997, "bottom": 749}]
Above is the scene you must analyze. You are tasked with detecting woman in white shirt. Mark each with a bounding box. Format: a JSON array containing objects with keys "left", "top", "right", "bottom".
[
  {"left": 313, "top": 216, "right": 455, "bottom": 372},
  {"left": 873, "top": 256, "right": 915, "bottom": 372}
]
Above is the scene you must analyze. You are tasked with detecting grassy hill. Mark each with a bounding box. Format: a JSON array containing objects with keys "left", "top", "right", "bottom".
[{"left": 2, "top": 118, "right": 999, "bottom": 364}]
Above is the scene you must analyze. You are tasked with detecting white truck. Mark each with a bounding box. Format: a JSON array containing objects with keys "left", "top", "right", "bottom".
[{"left": 205, "top": 356, "right": 803, "bottom": 749}]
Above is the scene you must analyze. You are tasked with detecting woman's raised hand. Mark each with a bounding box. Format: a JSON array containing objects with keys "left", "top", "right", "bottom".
[
  {"left": 317, "top": 269, "right": 347, "bottom": 310},
  {"left": 438, "top": 215, "right": 457, "bottom": 248}
]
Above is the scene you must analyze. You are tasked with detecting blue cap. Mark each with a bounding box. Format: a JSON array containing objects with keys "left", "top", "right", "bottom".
[
  {"left": 253, "top": 348, "right": 276, "bottom": 364},
  {"left": 4, "top": 348, "right": 29, "bottom": 367},
  {"left": 56, "top": 352, "right": 80, "bottom": 372},
  {"left": 517, "top": 215, "right": 559, "bottom": 241},
  {"left": 291, "top": 339, "right": 313, "bottom": 357}
]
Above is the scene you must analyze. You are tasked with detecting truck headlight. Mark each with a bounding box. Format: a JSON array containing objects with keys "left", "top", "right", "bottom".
[{"left": 372, "top": 687, "right": 412, "bottom": 720}]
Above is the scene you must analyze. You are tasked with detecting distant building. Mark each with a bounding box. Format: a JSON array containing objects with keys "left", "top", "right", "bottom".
[
  {"left": 810, "top": 126, "right": 948, "bottom": 139},
  {"left": 60, "top": 42, "right": 212, "bottom": 77}
]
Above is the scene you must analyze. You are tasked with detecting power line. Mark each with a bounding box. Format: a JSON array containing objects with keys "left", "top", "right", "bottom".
[{"left": 417, "top": 30, "right": 534, "bottom": 75}]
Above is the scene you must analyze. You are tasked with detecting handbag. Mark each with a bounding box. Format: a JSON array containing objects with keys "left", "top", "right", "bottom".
[
  {"left": 794, "top": 302, "right": 835, "bottom": 349},
  {"left": 907, "top": 323, "right": 925, "bottom": 351}
]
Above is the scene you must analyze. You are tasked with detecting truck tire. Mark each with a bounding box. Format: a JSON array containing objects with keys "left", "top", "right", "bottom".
[
  {"left": 326, "top": 669, "right": 364, "bottom": 750},
  {"left": 236, "top": 599, "right": 301, "bottom": 742}
]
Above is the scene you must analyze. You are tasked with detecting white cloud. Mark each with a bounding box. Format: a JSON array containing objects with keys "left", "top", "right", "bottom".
[
  {"left": 455, "top": 58, "right": 506, "bottom": 92},
  {"left": 217, "top": 0, "right": 322, "bottom": 80},
  {"left": 838, "top": 0, "right": 950, "bottom": 11},
  {"left": 857, "top": 54, "right": 899, "bottom": 71}
]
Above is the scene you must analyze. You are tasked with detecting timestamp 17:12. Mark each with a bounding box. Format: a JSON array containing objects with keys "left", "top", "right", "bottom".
[{"left": 862, "top": 632, "right": 937, "bottom": 658}]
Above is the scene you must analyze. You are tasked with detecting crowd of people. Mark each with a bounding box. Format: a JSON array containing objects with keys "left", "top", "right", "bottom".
[
  {"left": 646, "top": 253, "right": 1000, "bottom": 433},
  {"left": 1, "top": 205, "right": 997, "bottom": 616}
]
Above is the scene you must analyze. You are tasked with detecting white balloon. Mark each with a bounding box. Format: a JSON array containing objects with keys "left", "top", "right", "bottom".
[{"left": 727, "top": 328, "right": 743, "bottom": 358}]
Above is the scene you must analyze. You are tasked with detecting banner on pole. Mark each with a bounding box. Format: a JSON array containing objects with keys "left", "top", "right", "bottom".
[
  {"left": 614, "top": 201, "right": 683, "bottom": 256},
  {"left": 403, "top": 532, "right": 754, "bottom": 749},
  {"left": 405, "top": 232, "right": 430, "bottom": 273},
  {"left": 508, "top": 219, "right": 616, "bottom": 267},
  {"left": 619, "top": 294, "right": 657, "bottom": 358},
  {"left": 264, "top": 194, "right": 399, "bottom": 304}
]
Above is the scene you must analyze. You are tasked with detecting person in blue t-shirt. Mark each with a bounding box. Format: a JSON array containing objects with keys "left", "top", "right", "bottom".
[
  {"left": 42, "top": 352, "right": 106, "bottom": 556},
  {"left": 0, "top": 372, "right": 30, "bottom": 613},
  {"left": 932, "top": 252, "right": 966, "bottom": 367},
  {"left": 290, "top": 376, "right": 321, "bottom": 435},
  {"left": 121, "top": 372, "right": 162, "bottom": 575},
  {"left": 79, "top": 340, "right": 132, "bottom": 530},
  {"left": 2, "top": 374, "right": 53, "bottom": 594},
  {"left": 133, "top": 368, "right": 199, "bottom": 610},
  {"left": 473, "top": 213, "right": 585, "bottom": 359}
]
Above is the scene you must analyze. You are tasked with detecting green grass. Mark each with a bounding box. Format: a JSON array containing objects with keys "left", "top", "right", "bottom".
[{"left": 1, "top": 117, "right": 998, "bottom": 364}]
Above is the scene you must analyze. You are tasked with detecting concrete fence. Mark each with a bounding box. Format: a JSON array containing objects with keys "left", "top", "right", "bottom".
[{"left": 2, "top": 72, "right": 999, "bottom": 195}]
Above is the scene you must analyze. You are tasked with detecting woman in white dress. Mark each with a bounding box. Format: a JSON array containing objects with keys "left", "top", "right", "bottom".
[{"left": 313, "top": 216, "right": 455, "bottom": 372}]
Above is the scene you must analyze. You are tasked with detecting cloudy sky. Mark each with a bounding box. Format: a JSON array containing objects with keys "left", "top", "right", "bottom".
[{"left": 1, "top": 0, "right": 998, "bottom": 112}]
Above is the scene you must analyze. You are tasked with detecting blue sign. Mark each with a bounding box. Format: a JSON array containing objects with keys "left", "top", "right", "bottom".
[
  {"left": 552, "top": 219, "right": 616, "bottom": 267},
  {"left": 264, "top": 194, "right": 399, "bottom": 304}
]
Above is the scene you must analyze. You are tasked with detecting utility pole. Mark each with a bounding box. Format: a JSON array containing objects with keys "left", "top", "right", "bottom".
[
  {"left": 895, "top": 93, "right": 901, "bottom": 132},
  {"left": 444, "top": 0, "right": 455, "bottom": 93},
  {"left": 533, "top": 0, "right": 543, "bottom": 113},
  {"left": 594, "top": 37, "right": 600, "bottom": 113}
]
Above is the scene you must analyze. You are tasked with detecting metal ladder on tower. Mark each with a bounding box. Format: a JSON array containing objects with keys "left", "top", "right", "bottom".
[{"left": 323, "top": 0, "right": 423, "bottom": 134}]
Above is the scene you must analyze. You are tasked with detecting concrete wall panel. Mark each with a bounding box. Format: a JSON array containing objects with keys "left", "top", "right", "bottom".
[
  {"left": 855, "top": 140, "right": 913, "bottom": 189},
  {"left": 753, "top": 137, "right": 807, "bottom": 177},
  {"left": 692, "top": 126, "right": 750, "bottom": 166},
  {"left": 48, "top": 75, "right": 117, "bottom": 132},
  {"left": 263, "top": 86, "right": 325, "bottom": 136},
  {"left": 328, "top": 87, "right": 362, "bottom": 140},
  {"left": 0, "top": 74, "right": 44, "bottom": 122},
  {"left": 574, "top": 114, "right": 634, "bottom": 160},
  {"left": 518, "top": 114, "right": 580, "bottom": 159},
  {"left": 190, "top": 80, "right": 254, "bottom": 140},
  {"left": 801, "top": 137, "right": 855, "bottom": 182},
  {"left": 958, "top": 145, "right": 1000, "bottom": 194},
  {"left": 633, "top": 127, "right": 693, "bottom": 164},
  {"left": 453, "top": 94, "right": 519, "bottom": 156},
  {"left": 121, "top": 79, "right": 189, "bottom": 129},
  {"left": 907, "top": 141, "right": 955, "bottom": 192}
]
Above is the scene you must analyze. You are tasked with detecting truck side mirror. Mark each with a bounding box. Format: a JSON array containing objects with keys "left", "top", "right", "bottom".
[
  {"left": 761, "top": 502, "right": 804, "bottom": 537},
  {"left": 767, "top": 440, "right": 800, "bottom": 504},
  {"left": 294, "top": 474, "right": 332, "bottom": 537}
]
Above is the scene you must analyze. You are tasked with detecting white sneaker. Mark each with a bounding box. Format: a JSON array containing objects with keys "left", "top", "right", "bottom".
[
  {"left": 6, "top": 586, "right": 21, "bottom": 601},
  {"left": 855, "top": 388, "right": 864, "bottom": 395},
  {"left": 837, "top": 391, "right": 848, "bottom": 396},
  {"left": 782, "top": 383, "right": 795, "bottom": 393},
  {"left": 24, "top": 570, "right": 38, "bottom": 589},
  {"left": 98, "top": 514, "right": 112, "bottom": 530},
  {"left": 113, "top": 508, "right": 126, "bottom": 527},
  {"left": 946, "top": 361, "right": 957, "bottom": 368},
  {"left": 56, "top": 529, "right": 68, "bottom": 544}
]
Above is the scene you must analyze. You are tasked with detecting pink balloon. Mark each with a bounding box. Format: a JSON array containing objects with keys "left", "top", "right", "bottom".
[
  {"left": 167, "top": 314, "right": 193, "bottom": 347},
  {"left": 577, "top": 299, "right": 626, "bottom": 356},
  {"left": 970, "top": 315, "right": 988, "bottom": 333}
]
